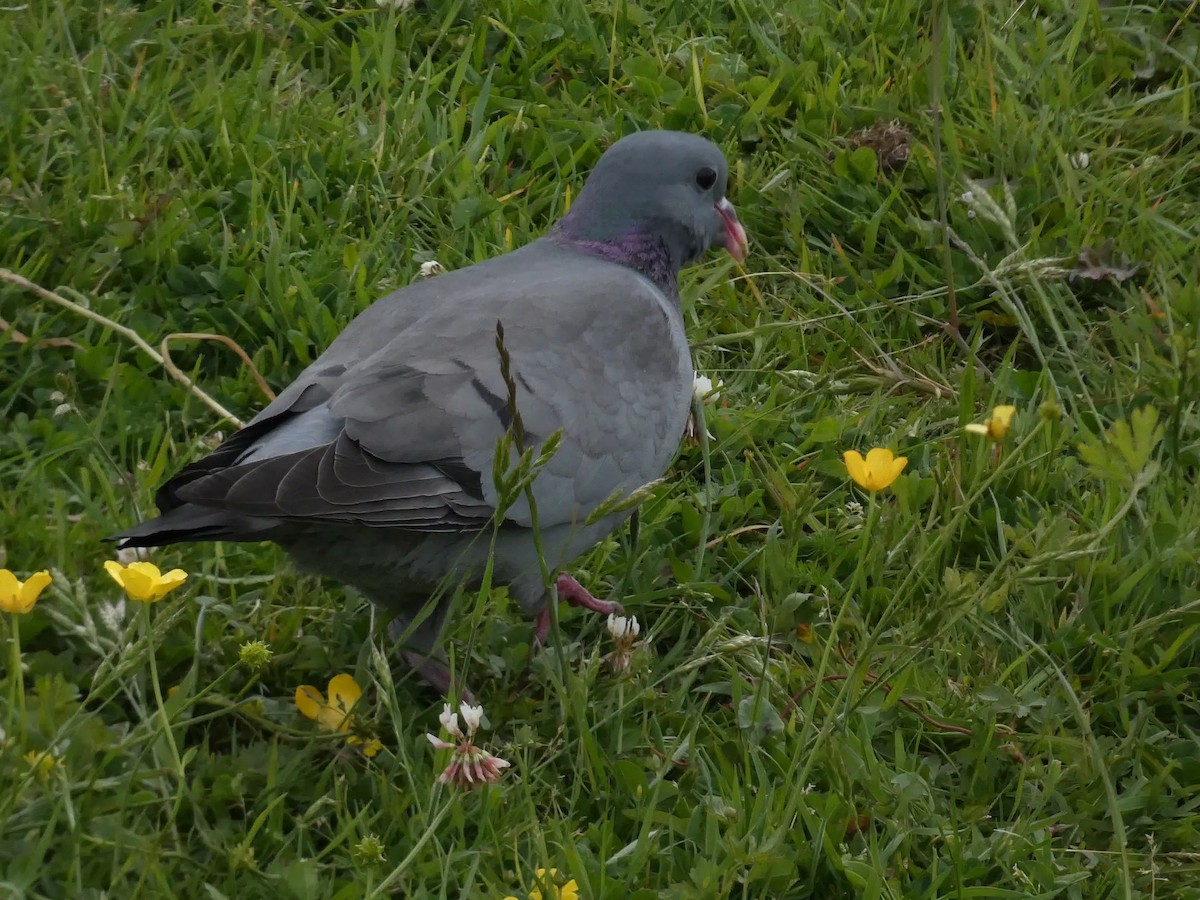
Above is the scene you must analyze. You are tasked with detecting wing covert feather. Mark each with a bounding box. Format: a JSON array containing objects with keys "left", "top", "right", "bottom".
[{"left": 167, "top": 243, "right": 692, "bottom": 533}]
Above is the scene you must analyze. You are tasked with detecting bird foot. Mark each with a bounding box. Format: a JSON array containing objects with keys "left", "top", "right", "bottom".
[
  {"left": 402, "top": 650, "right": 476, "bottom": 704},
  {"left": 533, "top": 573, "right": 625, "bottom": 645},
  {"left": 556, "top": 572, "right": 625, "bottom": 614}
]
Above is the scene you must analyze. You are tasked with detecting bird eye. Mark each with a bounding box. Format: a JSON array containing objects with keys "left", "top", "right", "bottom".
[{"left": 695, "top": 166, "right": 718, "bottom": 191}]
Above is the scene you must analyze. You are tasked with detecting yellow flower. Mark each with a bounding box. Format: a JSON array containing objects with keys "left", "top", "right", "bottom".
[
  {"left": 0, "top": 569, "right": 52, "bottom": 614},
  {"left": 964, "top": 405, "right": 1017, "bottom": 441},
  {"left": 503, "top": 869, "right": 580, "bottom": 900},
  {"left": 24, "top": 749, "right": 62, "bottom": 783},
  {"left": 843, "top": 448, "right": 907, "bottom": 492},
  {"left": 295, "top": 674, "right": 383, "bottom": 757},
  {"left": 103, "top": 560, "right": 188, "bottom": 603}
]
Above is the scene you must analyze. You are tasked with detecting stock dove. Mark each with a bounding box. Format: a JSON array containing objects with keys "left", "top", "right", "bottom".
[{"left": 113, "top": 130, "right": 749, "bottom": 693}]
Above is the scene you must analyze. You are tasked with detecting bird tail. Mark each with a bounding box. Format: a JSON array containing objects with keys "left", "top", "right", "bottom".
[{"left": 108, "top": 504, "right": 279, "bottom": 548}]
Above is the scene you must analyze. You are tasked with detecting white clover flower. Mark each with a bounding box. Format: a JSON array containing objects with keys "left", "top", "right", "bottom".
[
  {"left": 458, "top": 702, "right": 483, "bottom": 736},
  {"left": 438, "top": 703, "right": 463, "bottom": 739},
  {"left": 686, "top": 374, "right": 723, "bottom": 441},
  {"left": 425, "top": 702, "right": 510, "bottom": 788},
  {"left": 606, "top": 613, "right": 640, "bottom": 641},
  {"left": 419, "top": 260, "right": 444, "bottom": 278},
  {"left": 604, "top": 613, "right": 643, "bottom": 675},
  {"left": 1069, "top": 152, "right": 1089, "bottom": 169},
  {"left": 692, "top": 373, "right": 721, "bottom": 404},
  {"left": 606, "top": 613, "right": 623, "bottom": 640}
]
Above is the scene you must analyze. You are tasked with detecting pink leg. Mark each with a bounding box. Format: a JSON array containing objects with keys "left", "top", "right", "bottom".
[
  {"left": 555, "top": 573, "right": 624, "bottom": 615},
  {"left": 532, "top": 574, "right": 625, "bottom": 646},
  {"left": 534, "top": 607, "right": 551, "bottom": 646}
]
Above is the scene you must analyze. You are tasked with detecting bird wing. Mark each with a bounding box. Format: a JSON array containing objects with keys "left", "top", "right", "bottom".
[{"left": 162, "top": 245, "right": 692, "bottom": 534}]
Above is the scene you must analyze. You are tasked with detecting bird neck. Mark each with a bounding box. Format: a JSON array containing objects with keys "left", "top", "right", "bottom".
[{"left": 549, "top": 224, "right": 680, "bottom": 298}]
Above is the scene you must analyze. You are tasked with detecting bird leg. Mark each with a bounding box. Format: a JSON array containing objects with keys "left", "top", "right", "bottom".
[
  {"left": 402, "top": 650, "right": 475, "bottom": 704},
  {"left": 533, "top": 573, "right": 626, "bottom": 645},
  {"left": 556, "top": 572, "right": 626, "bottom": 614}
]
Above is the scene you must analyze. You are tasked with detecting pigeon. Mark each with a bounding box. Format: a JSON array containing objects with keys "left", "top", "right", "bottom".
[{"left": 112, "top": 130, "right": 749, "bottom": 694}]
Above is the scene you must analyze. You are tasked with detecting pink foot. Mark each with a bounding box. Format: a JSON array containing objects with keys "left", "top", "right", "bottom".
[
  {"left": 532, "top": 574, "right": 625, "bottom": 646},
  {"left": 556, "top": 573, "right": 625, "bottom": 616}
]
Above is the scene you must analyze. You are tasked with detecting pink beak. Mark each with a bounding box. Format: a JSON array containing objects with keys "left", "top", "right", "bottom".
[{"left": 716, "top": 197, "right": 749, "bottom": 262}]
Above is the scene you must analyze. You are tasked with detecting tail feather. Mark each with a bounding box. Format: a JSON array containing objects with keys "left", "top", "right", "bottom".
[{"left": 109, "top": 504, "right": 280, "bottom": 548}]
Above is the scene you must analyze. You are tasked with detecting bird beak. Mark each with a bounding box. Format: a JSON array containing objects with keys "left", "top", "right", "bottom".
[{"left": 715, "top": 197, "right": 749, "bottom": 262}]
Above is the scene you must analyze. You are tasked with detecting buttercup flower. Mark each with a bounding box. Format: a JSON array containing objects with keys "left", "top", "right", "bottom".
[
  {"left": 1038, "top": 400, "right": 1063, "bottom": 422},
  {"left": 295, "top": 673, "right": 383, "bottom": 757},
  {"left": 103, "top": 560, "right": 188, "bottom": 603},
  {"left": 0, "top": 569, "right": 52, "bottom": 614},
  {"left": 426, "top": 702, "right": 510, "bottom": 787},
  {"left": 352, "top": 833, "right": 387, "bottom": 865},
  {"left": 239, "top": 640, "right": 274, "bottom": 672},
  {"left": 502, "top": 868, "right": 580, "bottom": 900},
  {"left": 24, "top": 749, "right": 62, "bottom": 784},
  {"left": 843, "top": 448, "right": 907, "bottom": 492},
  {"left": 965, "top": 405, "right": 1017, "bottom": 442},
  {"left": 604, "top": 613, "right": 642, "bottom": 674},
  {"left": 229, "top": 843, "right": 258, "bottom": 871}
]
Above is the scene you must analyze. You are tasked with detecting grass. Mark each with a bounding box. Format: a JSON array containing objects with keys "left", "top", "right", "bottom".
[{"left": 2, "top": 0, "right": 1199, "bottom": 896}]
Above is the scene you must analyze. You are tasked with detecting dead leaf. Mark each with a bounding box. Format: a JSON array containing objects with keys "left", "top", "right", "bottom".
[
  {"left": 1141, "top": 289, "right": 1166, "bottom": 320},
  {"left": 844, "top": 814, "right": 873, "bottom": 838},
  {"left": 1, "top": 316, "right": 28, "bottom": 344},
  {"left": 133, "top": 193, "right": 173, "bottom": 235},
  {"left": 1069, "top": 240, "right": 1142, "bottom": 284},
  {"left": 36, "top": 336, "right": 82, "bottom": 349},
  {"left": 0, "top": 317, "right": 81, "bottom": 349},
  {"left": 846, "top": 120, "right": 911, "bottom": 173}
]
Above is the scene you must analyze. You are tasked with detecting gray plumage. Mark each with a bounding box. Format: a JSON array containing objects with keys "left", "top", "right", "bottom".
[{"left": 112, "top": 130, "right": 747, "bottom": 690}]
